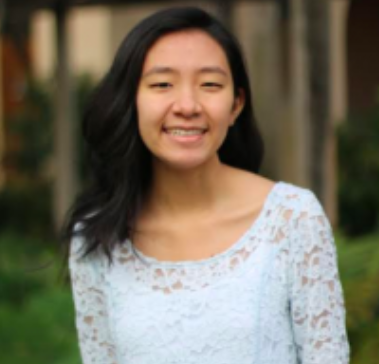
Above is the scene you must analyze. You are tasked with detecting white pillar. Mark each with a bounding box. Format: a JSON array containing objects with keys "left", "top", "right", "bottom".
[
  {"left": 326, "top": 0, "right": 350, "bottom": 223},
  {"left": 53, "top": 4, "right": 77, "bottom": 229}
]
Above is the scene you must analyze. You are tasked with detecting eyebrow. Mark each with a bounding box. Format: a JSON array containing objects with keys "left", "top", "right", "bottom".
[{"left": 142, "top": 66, "right": 228, "bottom": 78}]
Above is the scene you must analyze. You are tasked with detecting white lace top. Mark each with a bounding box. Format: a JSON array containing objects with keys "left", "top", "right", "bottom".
[{"left": 69, "top": 181, "right": 350, "bottom": 364}]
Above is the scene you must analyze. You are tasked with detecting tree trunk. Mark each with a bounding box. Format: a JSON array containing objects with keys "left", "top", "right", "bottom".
[
  {"left": 305, "top": 0, "right": 333, "bottom": 211},
  {"left": 289, "top": 0, "right": 311, "bottom": 187},
  {"left": 0, "top": 7, "right": 4, "bottom": 189}
]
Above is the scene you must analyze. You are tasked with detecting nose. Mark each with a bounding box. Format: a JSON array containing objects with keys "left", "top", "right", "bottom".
[{"left": 172, "top": 87, "right": 202, "bottom": 118}]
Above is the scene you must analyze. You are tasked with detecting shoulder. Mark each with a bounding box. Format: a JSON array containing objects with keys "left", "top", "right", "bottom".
[
  {"left": 223, "top": 167, "right": 327, "bottom": 222},
  {"left": 263, "top": 181, "right": 332, "bottom": 245},
  {"left": 229, "top": 168, "right": 323, "bottom": 215},
  {"left": 69, "top": 223, "right": 107, "bottom": 275},
  {"left": 273, "top": 182, "right": 334, "bottom": 254},
  {"left": 273, "top": 181, "right": 325, "bottom": 217}
]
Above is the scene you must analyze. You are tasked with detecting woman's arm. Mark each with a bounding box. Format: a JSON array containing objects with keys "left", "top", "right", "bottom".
[
  {"left": 289, "top": 191, "right": 350, "bottom": 364},
  {"left": 69, "top": 235, "right": 118, "bottom": 364}
]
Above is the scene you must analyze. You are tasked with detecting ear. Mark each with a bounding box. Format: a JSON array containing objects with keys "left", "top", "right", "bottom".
[{"left": 230, "top": 88, "right": 245, "bottom": 126}]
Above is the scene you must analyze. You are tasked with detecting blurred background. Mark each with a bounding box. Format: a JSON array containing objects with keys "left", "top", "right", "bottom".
[{"left": 0, "top": 0, "right": 378, "bottom": 363}]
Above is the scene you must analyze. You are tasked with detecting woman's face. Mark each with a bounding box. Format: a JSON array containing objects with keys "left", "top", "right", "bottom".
[{"left": 136, "top": 29, "right": 245, "bottom": 171}]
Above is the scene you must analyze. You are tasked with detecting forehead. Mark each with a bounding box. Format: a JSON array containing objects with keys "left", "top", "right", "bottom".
[{"left": 142, "top": 29, "right": 231, "bottom": 73}]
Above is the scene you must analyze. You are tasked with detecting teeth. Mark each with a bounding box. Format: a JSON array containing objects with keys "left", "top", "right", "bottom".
[{"left": 167, "top": 129, "right": 204, "bottom": 136}]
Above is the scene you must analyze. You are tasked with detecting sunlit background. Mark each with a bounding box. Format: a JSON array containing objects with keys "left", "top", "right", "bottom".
[{"left": 0, "top": 0, "right": 378, "bottom": 363}]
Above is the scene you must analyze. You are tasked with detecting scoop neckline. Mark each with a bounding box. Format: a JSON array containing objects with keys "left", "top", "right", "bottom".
[{"left": 127, "top": 181, "right": 283, "bottom": 267}]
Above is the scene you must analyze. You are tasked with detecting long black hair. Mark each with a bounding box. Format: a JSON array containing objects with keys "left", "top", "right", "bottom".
[{"left": 64, "top": 6, "right": 264, "bottom": 259}]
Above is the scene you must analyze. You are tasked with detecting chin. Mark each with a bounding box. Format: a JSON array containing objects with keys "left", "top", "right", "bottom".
[{"left": 156, "top": 155, "right": 215, "bottom": 172}]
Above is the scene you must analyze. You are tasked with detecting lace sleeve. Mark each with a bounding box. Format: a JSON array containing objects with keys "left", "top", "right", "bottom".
[
  {"left": 69, "top": 236, "right": 118, "bottom": 364},
  {"left": 289, "top": 191, "right": 350, "bottom": 364}
]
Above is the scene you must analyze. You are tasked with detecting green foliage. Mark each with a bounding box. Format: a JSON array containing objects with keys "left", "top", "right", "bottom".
[
  {"left": 5, "top": 74, "right": 95, "bottom": 184},
  {"left": 0, "top": 233, "right": 54, "bottom": 307},
  {"left": 1, "top": 79, "right": 54, "bottom": 238},
  {"left": 0, "top": 233, "right": 80, "bottom": 364},
  {"left": 336, "top": 234, "right": 379, "bottom": 364},
  {"left": 7, "top": 79, "right": 53, "bottom": 178},
  {"left": 0, "top": 290, "right": 80, "bottom": 364},
  {"left": 0, "top": 74, "right": 96, "bottom": 363},
  {"left": 0, "top": 183, "right": 53, "bottom": 238},
  {"left": 1, "top": 74, "right": 96, "bottom": 240},
  {"left": 337, "top": 99, "right": 379, "bottom": 236}
]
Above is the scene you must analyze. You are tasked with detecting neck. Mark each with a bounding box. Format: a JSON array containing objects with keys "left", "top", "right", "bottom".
[{"left": 145, "top": 157, "right": 232, "bottom": 218}]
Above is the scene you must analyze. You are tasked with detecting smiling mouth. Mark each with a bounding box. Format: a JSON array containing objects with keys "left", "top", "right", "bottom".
[{"left": 164, "top": 128, "right": 207, "bottom": 136}]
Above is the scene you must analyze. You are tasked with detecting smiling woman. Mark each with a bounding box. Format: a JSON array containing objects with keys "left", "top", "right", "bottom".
[
  {"left": 136, "top": 30, "right": 245, "bottom": 171},
  {"left": 64, "top": 6, "right": 350, "bottom": 364}
]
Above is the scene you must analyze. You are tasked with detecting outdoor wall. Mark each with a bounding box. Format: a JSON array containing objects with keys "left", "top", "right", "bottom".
[
  {"left": 109, "top": 2, "right": 197, "bottom": 57},
  {"left": 32, "top": 6, "right": 112, "bottom": 79},
  {"left": 31, "top": 10, "right": 54, "bottom": 79},
  {"left": 31, "top": 1, "right": 210, "bottom": 81}
]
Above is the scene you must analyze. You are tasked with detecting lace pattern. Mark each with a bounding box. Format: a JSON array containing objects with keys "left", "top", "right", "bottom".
[
  {"left": 70, "top": 239, "right": 118, "bottom": 364},
  {"left": 69, "top": 182, "right": 350, "bottom": 364}
]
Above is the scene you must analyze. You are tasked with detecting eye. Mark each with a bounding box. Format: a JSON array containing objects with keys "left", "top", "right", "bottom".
[
  {"left": 202, "top": 82, "right": 223, "bottom": 90},
  {"left": 150, "top": 82, "right": 172, "bottom": 89}
]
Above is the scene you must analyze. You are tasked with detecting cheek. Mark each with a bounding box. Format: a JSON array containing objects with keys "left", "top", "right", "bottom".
[
  {"left": 136, "top": 100, "right": 154, "bottom": 148},
  {"left": 207, "top": 98, "right": 235, "bottom": 127},
  {"left": 137, "top": 93, "right": 168, "bottom": 127},
  {"left": 136, "top": 96, "right": 159, "bottom": 137}
]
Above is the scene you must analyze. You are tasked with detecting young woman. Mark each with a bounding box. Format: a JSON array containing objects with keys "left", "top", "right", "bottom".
[{"left": 66, "top": 7, "right": 350, "bottom": 364}]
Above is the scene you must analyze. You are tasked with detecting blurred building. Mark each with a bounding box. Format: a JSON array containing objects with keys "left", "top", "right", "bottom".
[{"left": 0, "top": 0, "right": 378, "bottom": 224}]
